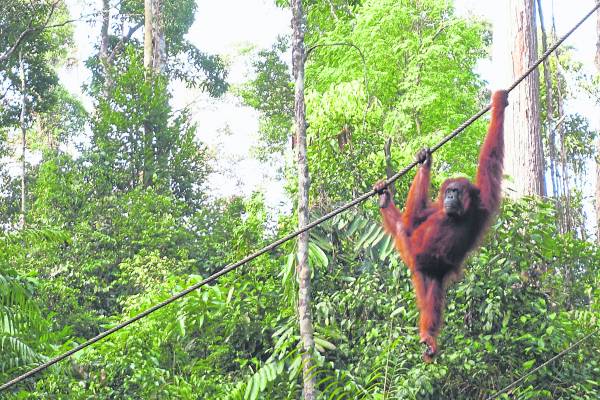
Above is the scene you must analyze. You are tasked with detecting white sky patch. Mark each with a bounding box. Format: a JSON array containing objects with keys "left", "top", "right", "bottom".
[
  {"left": 191, "top": 0, "right": 289, "bottom": 57},
  {"left": 59, "top": 0, "right": 97, "bottom": 111},
  {"left": 177, "top": 0, "right": 290, "bottom": 207}
]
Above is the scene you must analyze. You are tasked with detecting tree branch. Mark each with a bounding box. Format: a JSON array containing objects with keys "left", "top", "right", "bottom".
[
  {"left": 0, "top": 25, "right": 35, "bottom": 64},
  {"left": 0, "top": 0, "right": 93, "bottom": 64},
  {"left": 107, "top": 22, "right": 143, "bottom": 64}
]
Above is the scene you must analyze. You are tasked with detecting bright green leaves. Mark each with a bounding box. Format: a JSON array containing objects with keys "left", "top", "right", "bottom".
[
  {"left": 92, "top": 47, "right": 211, "bottom": 205},
  {"left": 0, "top": 229, "right": 68, "bottom": 380}
]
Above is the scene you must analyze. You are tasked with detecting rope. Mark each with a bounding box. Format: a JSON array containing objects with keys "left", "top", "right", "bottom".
[
  {"left": 486, "top": 327, "right": 599, "bottom": 400},
  {"left": 2, "top": 1, "right": 599, "bottom": 392}
]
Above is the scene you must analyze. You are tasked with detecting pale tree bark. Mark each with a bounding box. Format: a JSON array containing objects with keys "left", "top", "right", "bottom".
[
  {"left": 144, "top": 0, "right": 153, "bottom": 71},
  {"left": 144, "top": 0, "right": 166, "bottom": 73},
  {"left": 550, "top": 12, "right": 572, "bottom": 233},
  {"left": 143, "top": 0, "right": 154, "bottom": 187},
  {"left": 142, "top": 0, "right": 166, "bottom": 187},
  {"left": 100, "top": 0, "right": 109, "bottom": 63},
  {"left": 536, "top": 0, "right": 558, "bottom": 197},
  {"left": 291, "top": 0, "right": 316, "bottom": 398},
  {"left": 496, "top": 0, "right": 545, "bottom": 198},
  {"left": 19, "top": 50, "right": 26, "bottom": 229},
  {"left": 537, "top": 0, "right": 571, "bottom": 234},
  {"left": 555, "top": 83, "right": 572, "bottom": 232},
  {"left": 99, "top": 0, "right": 113, "bottom": 95},
  {"left": 595, "top": 6, "right": 600, "bottom": 244}
]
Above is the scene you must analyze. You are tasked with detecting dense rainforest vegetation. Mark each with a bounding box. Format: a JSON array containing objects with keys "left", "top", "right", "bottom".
[{"left": 1, "top": 0, "right": 598, "bottom": 398}]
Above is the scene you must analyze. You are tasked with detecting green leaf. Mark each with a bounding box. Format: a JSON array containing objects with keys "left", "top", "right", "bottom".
[
  {"left": 346, "top": 216, "right": 365, "bottom": 237},
  {"left": 314, "top": 336, "right": 336, "bottom": 351},
  {"left": 356, "top": 224, "right": 379, "bottom": 249},
  {"left": 390, "top": 306, "right": 405, "bottom": 318},
  {"left": 243, "top": 376, "right": 254, "bottom": 400},
  {"left": 309, "top": 242, "right": 329, "bottom": 268},
  {"left": 251, "top": 375, "right": 261, "bottom": 400},
  {"left": 522, "top": 359, "right": 535, "bottom": 370}
]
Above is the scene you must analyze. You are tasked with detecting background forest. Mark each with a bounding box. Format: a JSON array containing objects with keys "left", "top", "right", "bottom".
[{"left": 0, "top": 0, "right": 599, "bottom": 399}]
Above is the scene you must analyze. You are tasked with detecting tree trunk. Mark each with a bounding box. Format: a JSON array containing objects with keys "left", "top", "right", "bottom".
[
  {"left": 99, "top": 0, "right": 113, "bottom": 95},
  {"left": 144, "top": 0, "right": 153, "bottom": 71},
  {"left": 100, "top": 0, "right": 109, "bottom": 63},
  {"left": 144, "top": 0, "right": 166, "bottom": 73},
  {"left": 291, "top": 1, "right": 316, "bottom": 398},
  {"left": 596, "top": 7, "right": 600, "bottom": 244},
  {"left": 151, "top": 0, "right": 166, "bottom": 74},
  {"left": 537, "top": 0, "right": 571, "bottom": 234},
  {"left": 502, "top": 0, "right": 546, "bottom": 198},
  {"left": 536, "top": 0, "right": 558, "bottom": 198},
  {"left": 550, "top": 14, "right": 572, "bottom": 233},
  {"left": 142, "top": 0, "right": 166, "bottom": 188},
  {"left": 143, "top": 0, "right": 154, "bottom": 187},
  {"left": 19, "top": 50, "right": 26, "bottom": 230}
]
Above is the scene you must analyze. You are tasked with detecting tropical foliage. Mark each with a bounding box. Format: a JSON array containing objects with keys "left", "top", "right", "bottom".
[{"left": 0, "top": 0, "right": 598, "bottom": 399}]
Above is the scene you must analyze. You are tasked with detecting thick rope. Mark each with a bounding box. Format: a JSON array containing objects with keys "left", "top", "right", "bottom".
[{"left": 2, "top": 1, "right": 599, "bottom": 392}]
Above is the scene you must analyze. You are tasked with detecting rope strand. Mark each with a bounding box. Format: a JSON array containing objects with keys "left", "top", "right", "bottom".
[
  {"left": 486, "top": 328, "right": 599, "bottom": 400},
  {"left": 2, "top": 1, "right": 599, "bottom": 392}
]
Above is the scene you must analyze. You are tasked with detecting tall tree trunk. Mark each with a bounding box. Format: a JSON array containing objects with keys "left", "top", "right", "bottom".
[
  {"left": 100, "top": 0, "right": 109, "bottom": 63},
  {"left": 144, "top": 0, "right": 166, "bottom": 73},
  {"left": 99, "top": 0, "right": 113, "bottom": 96},
  {"left": 151, "top": 0, "right": 166, "bottom": 74},
  {"left": 142, "top": 0, "right": 165, "bottom": 188},
  {"left": 144, "top": 0, "right": 153, "bottom": 72},
  {"left": 19, "top": 50, "right": 26, "bottom": 230},
  {"left": 550, "top": 14, "right": 572, "bottom": 233},
  {"left": 503, "top": 0, "right": 545, "bottom": 198},
  {"left": 536, "top": 0, "right": 558, "bottom": 198},
  {"left": 291, "top": 1, "right": 316, "bottom": 398},
  {"left": 547, "top": 8, "right": 573, "bottom": 303},
  {"left": 595, "top": 6, "right": 600, "bottom": 244},
  {"left": 143, "top": 0, "right": 154, "bottom": 187},
  {"left": 536, "top": 0, "right": 570, "bottom": 235},
  {"left": 557, "top": 97, "right": 572, "bottom": 232}
]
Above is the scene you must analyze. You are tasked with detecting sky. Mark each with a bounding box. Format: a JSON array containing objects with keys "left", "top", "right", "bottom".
[{"left": 57, "top": 0, "right": 599, "bottom": 218}]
